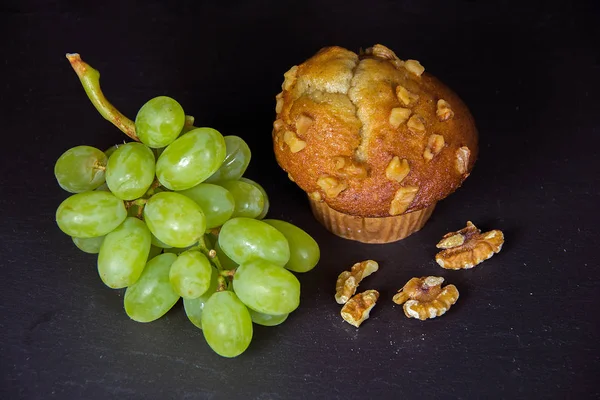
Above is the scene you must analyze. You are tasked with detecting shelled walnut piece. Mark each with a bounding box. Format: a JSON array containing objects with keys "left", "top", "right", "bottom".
[
  {"left": 393, "top": 276, "right": 459, "bottom": 320},
  {"left": 341, "top": 290, "right": 379, "bottom": 327},
  {"left": 335, "top": 260, "right": 379, "bottom": 304},
  {"left": 435, "top": 221, "right": 504, "bottom": 270}
]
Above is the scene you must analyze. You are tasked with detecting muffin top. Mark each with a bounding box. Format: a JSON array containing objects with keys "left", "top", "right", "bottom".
[{"left": 272, "top": 44, "right": 478, "bottom": 218}]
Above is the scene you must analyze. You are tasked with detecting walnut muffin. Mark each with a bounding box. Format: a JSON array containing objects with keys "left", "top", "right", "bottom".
[{"left": 272, "top": 44, "right": 478, "bottom": 243}]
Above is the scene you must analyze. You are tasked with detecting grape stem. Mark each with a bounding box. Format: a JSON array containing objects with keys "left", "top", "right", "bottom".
[
  {"left": 219, "top": 269, "right": 236, "bottom": 278},
  {"left": 144, "top": 178, "right": 163, "bottom": 196},
  {"left": 66, "top": 53, "right": 139, "bottom": 141},
  {"left": 189, "top": 235, "right": 224, "bottom": 271},
  {"left": 67, "top": 53, "right": 196, "bottom": 143},
  {"left": 216, "top": 276, "right": 228, "bottom": 292},
  {"left": 208, "top": 227, "right": 221, "bottom": 236},
  {"left": 125, "top": 198, "right": 147, "bottom": 208},
  {"left": 124, "top": 199, "right": 147, "bottom": 219}
]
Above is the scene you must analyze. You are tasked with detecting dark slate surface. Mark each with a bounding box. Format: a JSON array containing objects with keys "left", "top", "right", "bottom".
[{"left": 1, "top": 1, "right": 599, "bottom": 398}]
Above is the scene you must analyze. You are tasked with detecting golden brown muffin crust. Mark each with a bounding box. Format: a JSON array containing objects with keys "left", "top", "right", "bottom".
[{"left": 273, "top": 44, "right": 478, "bottom": 218}]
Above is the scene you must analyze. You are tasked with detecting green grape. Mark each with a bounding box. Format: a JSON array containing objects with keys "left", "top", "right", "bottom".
[
  {"left": 217, "top": 180, "right": 264, "bottom": 219},
  {"left": 178, "top": 183, "right": 235, "bottom": 229},
  {"left": 239, "top": 177, "right": 269, "bottom": 220},
  {"left": 233, "top": 259, "right": 300, "bottom": 315},
  {"left": 151, "top": 234, "right": 172, "bottom": 249},
  {"left": 183, "top": 266, "right": 219, "bottom": 329},
  {"left": 135, "top": 96, "right": 185, "bottom": 148},
  {"left": 95, "top": 182, "right": 110, "bottom": 192},
  {"left": 97, "top": 217, "right": 152, "bottom": 289},
  {"left": 218, "top": 218, "right": 290, "bottom": 266},
  {"left": 143, "top": 192, "right": 206, "bottom": 248},
  {"left": 156, "top": 128, "right": 226, "bottom": 191},
  {"left": 104, "top": 144, "right": 120, "bottom": 158},
  {"left": 72, "top": 235, "right": 105, "bottom": 254},
  {"left": 105, "top": 142, "right": 155, "bottom": 200},
  {"left": 248, "top": 309, "right": 289, "bottom": 327},
  {"left": 169, "top": 250, "right": 213, "bottom": 299},
  {"left": 147, "top": 245, "right": 163, "bottom": 261},
  {"left": 201, "top": 291, "right": 253, "bottom": 358},
  {"left": 205, "top": 136, "right": 251, "bottom": 182},
  {"left": 263, "top": 219, "right": 320, "bottom": 273},
  {"left": 124, "top": 253, "right": 180, "bottom": 322},
  {"left": 56, "top": 191, "right": 127, "bottom": 238},
  {"left": 54, "top": 145, "right": 107, "bottom": 193},
  {"left": 214, "top": 240, "right": 239, "bottom": 270}
]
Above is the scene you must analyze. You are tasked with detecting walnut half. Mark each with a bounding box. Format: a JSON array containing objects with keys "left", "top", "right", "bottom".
[
  {"left": 404, "top": 59, "right": 425, "bottom": 77},
  {"left": 389, "top": 107, "right": 411, "bottom": 128},
  {"left": 393, "top": 276, "right": 459, "bottom": 320},
  {"left": 435, "top": 221, "right": 505, "bottom": 270},
  {"left": 335, "top": 260, "right": 379, "bottom": 304},
  {"left": 333, "top": 156, "right": 368, "bottom": 179},
  {"left": 407, "top": 114, "right": 426, "bottom": 134},
  {"left": 423, "top": 134, "right": 445, "bottom": 162},
  {"left": 436, "top": 99, "right": 454, "bottom": 121},
  {"left": 366, "top": 44, "right": 404, "bottom": 69},
  {"left": 455, "top": 146, "right": 471, "bottom": 175},
  {"left": 317, "top": 176, "right": 347, "bottom": 199},
  {"left": 389, "top": 186, "right": 419, "bottom": 216},
  {"left": 385, "top": 156, "right": 410, "bottom": 183},
  {"left": 341, "top": 290, "right": 379, "bottom": 327},
  {"left": 283, "top": 131, "right": 307, "bottom": 153},
  {"left": 396, "top": 85, "right": 419, "bottom": 106}
]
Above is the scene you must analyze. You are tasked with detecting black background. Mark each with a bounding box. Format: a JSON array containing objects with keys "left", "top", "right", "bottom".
[{"left": 1, "top": 0, "right": 599, "bottom": 398}]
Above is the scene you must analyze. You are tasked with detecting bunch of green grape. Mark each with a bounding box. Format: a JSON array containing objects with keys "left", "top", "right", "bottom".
[{"left": 54, "top": 96, "right": 320, "bottom": 358}]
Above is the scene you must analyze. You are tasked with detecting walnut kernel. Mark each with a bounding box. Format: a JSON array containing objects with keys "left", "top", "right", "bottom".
[
  {"left": 455, "top": 146, "right": 471, "bottom": 174},
  {"left": 341, "top": 163, "right": 367, "bottom": 179},
  {"left": 436, "top": 99, "right": 454, "bottom": 121},
  {"left": 309, "top": 191, "right": 322, "bottom": 202},
  {"left": 273, "top": 119, "right": 285, "bottom": 132},
  {"left": 393, "top": 276, "right": 459, "bottom": 320},
  {"left": 385, "top": 156, "right": 410, "bottom": 183},
  {"left": 389, "top": 107, "right": 412, "bottom": 128},
  {"left": 423, "top": 134, "right": 445, "bottom": 162},
  {"left": 404, "top": 59, "right": 425, "bottom": 77},
  {"left": 295, "top": 114, "right": 314, "bottom": 136},
  {"left": 389, "top": 186, "right": 419, "bottom": 216},
  {"left": 317, "top": 176, "right": 347, "bottom": 198},
  {"left": 335, "top": 260, "right": 379, "bottom": 304},
  {"left": 366, "top": 44, "right": 404, "bottom": 68},
  {"left": 273, "top": 130, "right": 284, "bottom": 151},
  {"left": 333, "top": 156, "right": 346, "bottom": 170},
  {"left": 407, "top": 114, "right": 426, "bottom": 134},
  {"left": 396, "top": 85, "right": 419, "bottom": 106},
  {"left": 435, "top": 221, "right": 504, "bottom": 270},
  {"left": 436, "top": 233, "right": 464, "bottom": 249},
  {"left": 282, "top": 65, "right": 298, "bottom": 91},
  {"left": 340, "top": 290, "right": 379, "bottom": 327},
  {"left": 283, "top": 130, "right": 307, "bottom": 153},
  {"left": 275, "top": 93, "right": 283, "bottom": 114},
  {"left": 368, "top": 44, "right": 400, "bottom": 61},
  {"left": 332, "top": 157, "right": 367, "bottom": 179}
]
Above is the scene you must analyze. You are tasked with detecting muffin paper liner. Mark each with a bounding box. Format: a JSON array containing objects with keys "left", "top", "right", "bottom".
[{"left": 308, "top": 198, "right": 436, "bottom": 244}]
